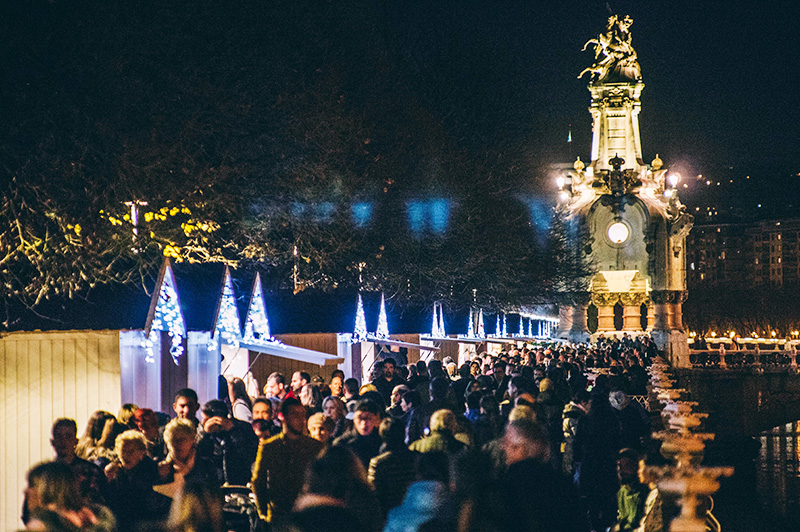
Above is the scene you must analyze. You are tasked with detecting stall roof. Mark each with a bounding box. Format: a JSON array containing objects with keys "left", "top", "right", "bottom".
[
  {"left": 241, "top": 341, "right": 344, "bottom": 367},
  {"left": 368, "top": 337, "right": 439, "bottom": 352}
]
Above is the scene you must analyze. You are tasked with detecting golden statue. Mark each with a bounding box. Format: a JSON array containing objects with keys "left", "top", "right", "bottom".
[{"left": 579, "top": 15, "right": 642, "bottom": 83}]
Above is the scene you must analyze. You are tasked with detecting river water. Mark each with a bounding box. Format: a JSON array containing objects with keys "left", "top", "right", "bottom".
[{"left": 757, "top": 422, "right": 800, "bottom": 528}]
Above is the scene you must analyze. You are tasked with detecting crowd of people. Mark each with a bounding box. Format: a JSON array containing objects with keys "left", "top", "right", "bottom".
[{"left": 23, "top": 334, "right": 666, "bottom": 532}]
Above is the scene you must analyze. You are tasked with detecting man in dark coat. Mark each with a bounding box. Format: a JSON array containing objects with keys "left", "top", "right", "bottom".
[
  {"left": 196, "top": 399, "right": 259, "bottom": 487},
  {"left": 500, "top": 419, "right": 585, "bottom": 532}
]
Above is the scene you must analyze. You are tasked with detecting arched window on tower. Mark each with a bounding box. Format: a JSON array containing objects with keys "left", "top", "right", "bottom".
[
  {"left": 640, "top": 303, "right": 648, "bottom": 331},
  {"left": 587, "top": 303, "right": 598, "bottom": 333},
  {"left": 613, "top": 302, "right": 623, "bottom": 331}
]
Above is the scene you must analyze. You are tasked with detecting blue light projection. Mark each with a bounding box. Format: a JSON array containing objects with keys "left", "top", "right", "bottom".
[
  {"left": 314, "top": 202, "right": 335, "bottom": 223},
  {"left": 407, "top": 198, "right": 450, "bottom": 236},
  {"left": 351, "top": 202, "right": 373, "bottom": 228},
  {"left": 429, "top": 199, "right": 449, "bottom": 234}
]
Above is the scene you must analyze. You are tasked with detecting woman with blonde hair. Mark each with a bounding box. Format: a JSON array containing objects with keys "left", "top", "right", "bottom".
[
  {"left": 105, "top": 431, "right": 170, "bottom": 531},
  {"left": 321, "top": 396, "right": 349, "bottom": 438},
  {"left": 156, "top": 418, "right": 215, "bottom": 498}
]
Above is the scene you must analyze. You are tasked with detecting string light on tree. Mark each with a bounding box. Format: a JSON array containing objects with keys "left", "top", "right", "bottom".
[
  {"left": 467, "top": 308, "right": 475, "bottom": 338},
  {"left": 376, "top": 293, "right": 390, "bottom": 339},
  {"left": 353, "top": 294, "right": 368, "bottom": 343},
  {"left": 148, "top": 264, "right": 186, "bottom": 364},
  {"left": 243, "top": 273, "right": 274, "bottom": 346},
  {"left": 207, "top": 269, "right": 241, "bottom": 352},
  {"left": 477, "top": 309, "right": 485, "bottom": 338}
]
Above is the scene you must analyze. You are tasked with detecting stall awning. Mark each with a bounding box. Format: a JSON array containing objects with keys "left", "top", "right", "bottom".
[
  {"left": 368, "top": 337, "right": 439, "bottom": 352},
  {"left": 240, "top": 341, "right": 344, "bottom": 367},
  {"left": 420, "top": 335, "right": 484, "bottom": 344}
]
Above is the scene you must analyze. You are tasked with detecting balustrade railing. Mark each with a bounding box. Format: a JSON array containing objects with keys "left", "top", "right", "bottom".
[{"left": 682, "top": 350, "right": 798, "bottom": 369}]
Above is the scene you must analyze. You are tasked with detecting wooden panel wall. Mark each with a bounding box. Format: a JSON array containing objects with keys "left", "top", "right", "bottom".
[
  {"left": 249, "top": 334, "right": 341, "bottom": 395},
  {"left": 187, "top": 332, "right": 221, "bottom": 408},
  {"left": 0, "top": 330, "right": 121, "bottom": 532},
  {"left": 120, "top": 330, "right": 161, "bottom": 411}
]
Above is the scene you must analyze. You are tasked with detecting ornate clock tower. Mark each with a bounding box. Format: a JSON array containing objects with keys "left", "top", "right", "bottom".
[{"left": 557, "top": 15, "right": 694, "bottom": 364}]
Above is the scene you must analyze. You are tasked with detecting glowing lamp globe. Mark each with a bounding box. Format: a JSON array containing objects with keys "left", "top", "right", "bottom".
[
  {"left": 668, "top": 173, "right": 680, "bottom": 187},
  {"left": 607, "top": 222, "right": 629, "bottom": 244}
]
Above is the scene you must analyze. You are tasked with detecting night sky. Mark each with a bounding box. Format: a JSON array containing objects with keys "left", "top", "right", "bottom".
[{"left": 2, "top": 1, "right": 797, "bottom": 198}]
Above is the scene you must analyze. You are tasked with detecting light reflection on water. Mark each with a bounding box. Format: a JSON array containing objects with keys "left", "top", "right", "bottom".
[{"left": 758, "top": 422, "right": 800, "bottom": 522}]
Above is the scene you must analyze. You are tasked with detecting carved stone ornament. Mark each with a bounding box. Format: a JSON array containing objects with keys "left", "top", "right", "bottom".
[
  {"left": 619, "top": 292, "right": 647, "bottom": 307},
  {"left": 592, "top": 292, "right": 620, "bottom": 307}
]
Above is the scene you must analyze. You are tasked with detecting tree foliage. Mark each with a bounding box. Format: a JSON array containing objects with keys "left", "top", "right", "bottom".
[{"left": 0, "top": 0, "right": 582, "bottom": 326}]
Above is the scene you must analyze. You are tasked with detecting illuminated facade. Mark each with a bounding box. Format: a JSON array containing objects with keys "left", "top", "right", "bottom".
[{"left": 557, "top": 15, "right": 694, "bottom": 363}]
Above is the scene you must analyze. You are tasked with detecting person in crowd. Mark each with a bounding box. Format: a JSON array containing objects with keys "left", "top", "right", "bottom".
[
  {"left": 563, "top": 389, "right": 591, "bottom": 478},
  {"left": 610, "top": 390, "right": 651, "bottom": 452},
  {"left": 252, "top": 419, "right": 274, "bottom": 442},
  {"left": 418, "top": 377, "right": 453, "bottom": 431},
  {"left": 574, "top": 386, "right": 623, "bottom": 532},
  {"left": 386, "top": 384, "right": 409, "bottom": 419},
  {"left": 500, "top": 418, "right": 584, "bottom": 532},
  {"left": 166, "top": 481, "right": 224, "bottom": 532},
  {"left": 51, "top": 418, "right": 108, "bottom": 504},
  {"left": 368, "top": 417, "right": 418, "bottom": 516},
  {"left": 409, "top": 409, "right": 466, "bottom": 456},
  {"left": 117, "top": 404, "right": 139, "bottom": 430},
  {"left": 300, "top": 383, "right": 323, "bottom": 415},
  {"left": 637, "top": 459, "right": 664, "bottom": 532},
  {"left": 264, "top": 372, "right": 291, "bottom": 401},
  {"left": 22, "top": 419, "right": 110, "bottom": 526},
  {"left": 536, "top": 377, "right": 565, "bottom": 471},
  {"left": 383, "top": 452, "right": 455, "bottom": 532},
  {"left": 156, "top": 418, "right": 216, "bottom": 499},
  {"left": 291, "top": 445, "right": 381, "bottom": 532},
  {"left": 400, "top": 389, "right": 424, "bottom": 446},
  {"left": 24, "top": 461, "right": 116, "bottom": 532},
  {"left": 412, "top": 360, "right": 431, "bottom": 403},
  {"left": 492, "top": 361, "right": 510, "bottom": 400},
  {"left": 227, "top": 377, "right": 253, "bottom": 423},
  {"left": 371, "top": 357, "right": 406, "bottom": 407},
  {"left": 172, "top": 389, "right": 201, "bottom": 428},
  {"left": 76, "top": 411, "right": 120, "bottom": 468},
  {"left": 196, "top": 400, "right": 258, "bottom": 487},
  {"left": 252, "top": 397, "right": 324, "bottom": 524},
  {"left": 133, "top": 408, "right": 167, "bottom": 462},
  {"left": 613, "top": 448, "right": 650, "bottom": 532},
  {"left": 333, "top": 399, "right": 382, "bottom": 468},
  {"left": 105, "top": 430, "right": 171, "bottom": 531},
  {"left": 252, "top": 398, "right": 282, "bottom": 436},
  {"left": 329, "top": 370, "right": 345, "bottom": 398},
  {"left": 307, "top": 412, "right": 335, "bottom": 445},
  {"left": 343, "top": 377, "right": 361, "bottom": 404},
  {"left": 321, "top": 395, "right": 349, "bottom": 438},
  {"left": 290, "top": 370, "right": 310, "bottom": 395}
]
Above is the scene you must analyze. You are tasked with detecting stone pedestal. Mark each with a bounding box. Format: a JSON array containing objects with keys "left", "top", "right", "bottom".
[
  {"left": 622, "top": 305, "right": 642, "bottom": 331},
  {"left": 569, "top": 302, "right": 591, "bottom": 343},
  {"left": 558, "top": 305, "right": 573, "bottom": 339},
  {"left": 597, "top": 306, "right": 615, "bottom": 332},
  {"left": 620, "top": 293, "right": 646, "bottom": 332}
]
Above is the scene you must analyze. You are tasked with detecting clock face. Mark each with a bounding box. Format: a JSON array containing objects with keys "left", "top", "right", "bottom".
[{"left": 607, "top": 222, "right": 629, "bottom": 244}]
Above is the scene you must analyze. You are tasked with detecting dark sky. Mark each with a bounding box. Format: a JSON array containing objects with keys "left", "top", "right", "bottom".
[{"left": 2, "top": 1, "right": 798, "bottom": 207}]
